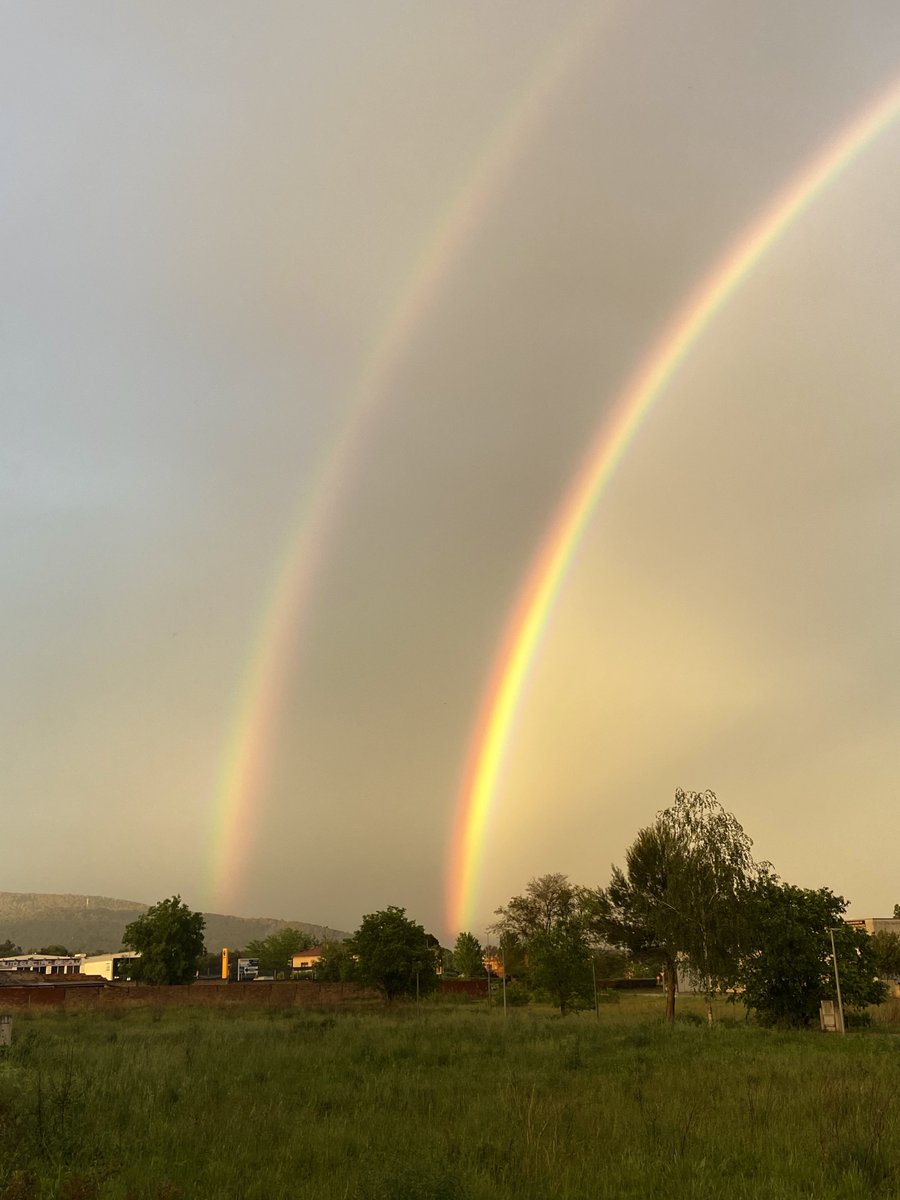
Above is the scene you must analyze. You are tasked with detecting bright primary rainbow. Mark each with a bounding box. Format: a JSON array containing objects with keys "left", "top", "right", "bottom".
[
  {"left": 446, "top": 72, "right": 900, "bottom": 934},
  {"left": 206, "top": 5, "right": 614, "bottom": 911}
]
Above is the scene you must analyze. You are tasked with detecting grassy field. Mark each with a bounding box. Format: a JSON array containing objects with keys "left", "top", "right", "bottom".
[{"left": 1, "top": 993, "right": 899, "bottom": 1199}]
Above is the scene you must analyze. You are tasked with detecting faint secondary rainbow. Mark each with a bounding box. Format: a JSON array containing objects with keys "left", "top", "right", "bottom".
[
  {"left": 206, "top": 4, "right": 617, "bottom": 912},
  {"left": 447, "top": 71, "right": 900, "bottom": 933}
]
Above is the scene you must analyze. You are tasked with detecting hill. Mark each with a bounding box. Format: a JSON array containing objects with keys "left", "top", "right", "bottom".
[{"left": 0, "top": 892, "right": 347, "bottom": 954}]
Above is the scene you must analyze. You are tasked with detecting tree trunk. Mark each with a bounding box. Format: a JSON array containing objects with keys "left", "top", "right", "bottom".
[{"left": 664, "top": 958, "right": 677, "bottom": 1023}]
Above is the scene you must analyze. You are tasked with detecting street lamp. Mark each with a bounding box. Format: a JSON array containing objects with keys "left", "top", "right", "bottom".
[{"left": 828, "top": 928, "right": 846, "bottom": 1035}]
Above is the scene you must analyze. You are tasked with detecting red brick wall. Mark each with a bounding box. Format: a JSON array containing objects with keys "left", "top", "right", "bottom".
[{"left": 0, "top": 987, "right": 69, "bottom": 1008}]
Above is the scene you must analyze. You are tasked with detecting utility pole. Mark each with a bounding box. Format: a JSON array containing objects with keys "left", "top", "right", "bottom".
[
  {"left": 501, "top": 945, "right": 507, "bottom": 1017},
  {"left": 828, "top": 928, "right": 846, "bottom": 1035}
]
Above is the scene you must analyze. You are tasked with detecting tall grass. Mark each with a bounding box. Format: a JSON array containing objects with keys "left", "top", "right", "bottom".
[{"left": 0, "top": 997, "right": 898, "bottom": 1199}]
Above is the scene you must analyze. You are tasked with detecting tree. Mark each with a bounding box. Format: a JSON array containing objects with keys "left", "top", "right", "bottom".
[
  {"left": 894, "top": 904, "right": 900, "bottom": 919},
  {"left": 493, "top": 874, "right": 594, "bottom": 1014},
  {"left": 493, "top": 873, "right": 582, "bottom": 939},
  {"left": 740, "top": 880, "right": 886, "bottom": 1027},
  {"left": 349, "top": 907, "right": 438, "bottom": 1002},
  {"left": 867, "top": 930, "right": 900, "bottom": 981},
  {"left": 244, "top": 927, "right": 314, "bottom": 977},
  {"left": 528, "top": 923, "right": 594, "bottom": 1015},
  {"left": 657, "top": 789, "right": 764, "bottom": 1018},
  {"left": 315, "top": 939, "right": 357, "bottom": 982},
  {"left": 39, "top": 945, "right": 70, "bottom": 956},
  {"left": 122, "top": 896, "right": 206, "bottom": 985},
  {"left": 452, "top": 932, "right": 484, "bottom": 979},
  {"left": 0, "top": 940, "right": 22, "bottom": 956},
  {"left": 593, "top": 823, "right": 683, "bottom": 1022},
  {"left": 590, "top": 943, "right": 631, "bottom": 980},
  {"left": 593, "top": 789, "right": 764, "bottom": 1022}
]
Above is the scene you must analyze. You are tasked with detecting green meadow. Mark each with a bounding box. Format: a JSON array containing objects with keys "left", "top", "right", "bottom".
[{"left": 1, "top": 994, "right": 900, "bottom": 1200}]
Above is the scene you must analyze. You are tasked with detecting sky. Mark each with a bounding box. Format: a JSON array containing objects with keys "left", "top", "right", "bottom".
[{"left": 4, "top": 2, "right": 900, "bottom": 945}]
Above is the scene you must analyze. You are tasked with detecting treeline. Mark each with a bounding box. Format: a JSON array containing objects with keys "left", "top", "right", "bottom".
[
  {"left": 471, "top": 788, "right": 898, "bottom": 1026},
  {"left": 287, "top": 789, "right": 900, "bottom": 1028},
  {"left": 0, "top": 940, "right": 71, "bottom": 957},
  {"left": 96, "top": 791, "right": 900, "bottom": 1029}
]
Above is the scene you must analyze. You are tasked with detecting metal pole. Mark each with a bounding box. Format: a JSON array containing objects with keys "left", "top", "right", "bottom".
[
  {"left": 592, "top": 959, "right": 599, "bottom": 1020},
  {"left": 829, "top": 928, "right": 845, "bottom": 1035},
  {"left": 501, "top": 947, "right": 507, "bottom": 1017}
]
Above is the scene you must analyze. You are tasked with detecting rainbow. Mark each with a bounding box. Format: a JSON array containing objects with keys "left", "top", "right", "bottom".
[
  {"left": 206, "top": 4, "right": 615, "bottom": 912},
  {"left": 447, "top": 72, "right": 900, "bottom": 933}
]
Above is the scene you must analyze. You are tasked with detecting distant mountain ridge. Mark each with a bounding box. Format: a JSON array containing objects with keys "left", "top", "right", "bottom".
[{"left": 0, "top": 892, "right": 347, "bottom": 954}]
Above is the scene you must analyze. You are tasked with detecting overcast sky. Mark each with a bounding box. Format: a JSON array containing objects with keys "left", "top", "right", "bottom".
[{"left": 4, "top": 2, "right": 900, "bottom": 943}]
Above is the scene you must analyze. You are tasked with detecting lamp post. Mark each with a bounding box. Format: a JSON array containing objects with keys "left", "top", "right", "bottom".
[
  {"left": 501, "top": 945, "right": 507, "bottom": 1017},
  {"left": 828, "top": 928, "right": 846, "bottom": 1035}
]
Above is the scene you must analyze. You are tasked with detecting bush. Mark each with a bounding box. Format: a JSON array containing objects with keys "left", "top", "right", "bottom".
[{"left": 503, "top": 983, "right": 530, "bottom": 1007}]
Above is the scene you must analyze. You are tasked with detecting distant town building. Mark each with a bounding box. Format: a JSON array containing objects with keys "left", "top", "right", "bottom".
[
  {"left": 291, "top": 948, "right": 324, "bottom": 973},
  {"left": 78, "top": 952, "right": 142, "bottom": 981},
  {"left": 0, "top": 954, "right": 82, "bottom": 976},
  {"left": 844, "top": 917, "right": 900, "bottom": 937}
]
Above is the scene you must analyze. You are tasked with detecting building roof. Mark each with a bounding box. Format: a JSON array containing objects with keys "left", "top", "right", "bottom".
[{"left": 0, "top": 973, "right": 105, "bottom": 988}]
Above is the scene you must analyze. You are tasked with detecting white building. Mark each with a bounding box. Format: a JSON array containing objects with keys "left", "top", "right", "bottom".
[
  {"left": 845, "top": 917, "right": 900, "bottom": 937},
  {"left": 78, "top": 952, "right": 141, "bottom": 981},
  {"left": 0, "top": 954, "right": 83, "bottom": 975}
]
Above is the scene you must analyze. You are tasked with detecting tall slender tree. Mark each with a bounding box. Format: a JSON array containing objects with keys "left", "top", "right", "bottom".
[
  {"left": 594, "top": 790, "right": 764, "bottom": 1022},
  {"left": 593, "top": 823, "right": 683, "bottom": 1021}
]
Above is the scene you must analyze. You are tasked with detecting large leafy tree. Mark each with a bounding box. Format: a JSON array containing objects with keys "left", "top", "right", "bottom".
[
  {"left": 122, "top": 895, "right": 206, "bottom": 985},
  {"left": 870, "top": 930, "right": 900, "bottom": 980},
  {"left": 315, "top": 939, "right": 358, "bottom": 982},
  {"left": 349, "top": 907, "right": 438, "bottom": 1002},
  {"left": 493, "top": 874, "right": 594, "bottom": 1014},
  {"left": 494, "top": 873, "right": 582, "bottom": 939},
  {"left": 740, "top": 880, "right": 886, "bottom": 1027},
  {"left": 244, "top": 927, "right": 313, "bottom": 977},
  {"left": 593, "top": 823, "right": 683, "bottom": 1021},
  {"left": 452, "top": 931, "right": 485, "bottom": 979},
  {"left": 528, "top": 923, "right": 594, "bottom": 1015},
  {"left": 594, "top": 789, "right": 763, "bottom": 1022}
]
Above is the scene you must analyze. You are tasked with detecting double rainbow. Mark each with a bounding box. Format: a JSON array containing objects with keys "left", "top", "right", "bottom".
[
  {"left": 446, "top": 72, "right": 900, "bottom": 933},
  {"left": 206, "top": 5, "right": 612, "bottom": 911}
]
